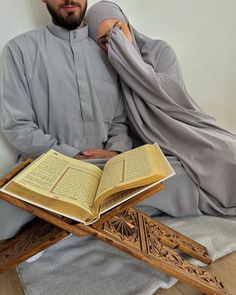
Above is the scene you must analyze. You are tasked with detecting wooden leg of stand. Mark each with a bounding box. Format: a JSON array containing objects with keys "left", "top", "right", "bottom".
[
  {"left": 0, "top": 210, "right": 227, "bottom": 294},
  {"left": 0, "top": 218, "right": 69, "bottom": 273},
  {"left": 77, "top": 208, "right": 227, "bottom": 295},
  {"left": 140, "top": 213, "right": 212, "bottom": 265},
  {"left": 93, "top": 208, "right": 212, "bottom": 265}
]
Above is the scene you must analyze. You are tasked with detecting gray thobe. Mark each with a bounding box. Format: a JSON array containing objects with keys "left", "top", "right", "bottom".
[
  {"left": 0, "top": 23, "right": 131, "bottom": 239},
  {"left": 0, "top": 23, "right": 131, "bottom": 160}
]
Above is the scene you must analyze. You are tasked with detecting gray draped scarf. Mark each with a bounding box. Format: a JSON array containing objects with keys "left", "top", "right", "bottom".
[{"left": 86, "top": 1, "right": 236, "bottom": 214}]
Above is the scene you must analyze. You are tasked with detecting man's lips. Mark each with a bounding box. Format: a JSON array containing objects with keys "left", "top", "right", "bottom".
[{"left": 61, "top": 5, "right": 80, "bottom": 12}]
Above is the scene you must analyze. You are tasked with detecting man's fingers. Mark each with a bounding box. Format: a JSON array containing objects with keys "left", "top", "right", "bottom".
[
  {"left": 76, "top": 149, "right": 118, "bottom": 160},
  {"left": 82, "top": 149, "right": 102, "bottom": 156},
  {"left": 82, "top": 150, "right": 94, "bottom": 156}
]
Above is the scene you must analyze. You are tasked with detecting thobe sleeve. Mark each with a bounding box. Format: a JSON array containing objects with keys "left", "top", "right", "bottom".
[
  {"left": 0, "top": 44, "right": 80, "bottom": 159},
  {"left": 107, "top": 27, "right": 201, "bottom": 111},
  {"left": 104, "top": 86, "right": 132, "bottom": 153}
]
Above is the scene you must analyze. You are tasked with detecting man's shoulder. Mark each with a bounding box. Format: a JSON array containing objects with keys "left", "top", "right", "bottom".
[
  {"left": 86, "top": 37, "right": 111, "bottom": 61},
  {"left": 5, "top": 26, "right": 48, "bottom": 50},
  {"left": 87, "top": 36, "right": 101, "bottom": 51}
]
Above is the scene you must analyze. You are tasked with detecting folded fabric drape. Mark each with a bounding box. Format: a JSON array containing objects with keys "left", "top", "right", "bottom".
[{"left": 86, "top": 1, "right": 236, "bottom": 216}]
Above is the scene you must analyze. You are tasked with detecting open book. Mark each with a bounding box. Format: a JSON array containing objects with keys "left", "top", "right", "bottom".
[{"left": 1, "top": 144, "right": 175, "bottom": 225}]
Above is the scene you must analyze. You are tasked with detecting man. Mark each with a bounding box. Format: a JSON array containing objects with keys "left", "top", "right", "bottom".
[{"left": 0, "top": 0, "right": 131, "bottom": 240}]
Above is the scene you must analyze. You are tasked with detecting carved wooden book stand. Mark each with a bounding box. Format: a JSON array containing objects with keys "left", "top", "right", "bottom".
[{"left": 0, "top": 160, "right": 228, "bottom": 295}]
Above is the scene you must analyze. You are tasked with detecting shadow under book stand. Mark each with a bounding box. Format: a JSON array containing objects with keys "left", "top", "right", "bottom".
[{"left": 0, "top": 160, "right": 228, "bottom": 295}]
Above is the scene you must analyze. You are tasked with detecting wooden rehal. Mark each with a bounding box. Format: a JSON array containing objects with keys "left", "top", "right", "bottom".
[{"left": 0, "top": 160, "right": 228, "bottom": 295}]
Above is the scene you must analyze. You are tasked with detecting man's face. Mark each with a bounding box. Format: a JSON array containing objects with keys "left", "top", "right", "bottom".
[{"left": 42, "top": 0, "right": 87, "bottom": 30}]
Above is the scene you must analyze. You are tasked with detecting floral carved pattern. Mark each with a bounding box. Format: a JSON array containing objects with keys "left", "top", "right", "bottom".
[
  {"left": 96, "top": 209, "right": 226, "bottom": 294},
  {"left": 144, "top": 219, "right": 211, "bottom": 264},
  {"left": 145, "top": 220, "right": 227, "bottom": 294},
  {"left": 0, "top": 218, "right": 68, "bottom": 272},
  {"left": 107, "top": 209, "right": 139, "bottom": 243}
]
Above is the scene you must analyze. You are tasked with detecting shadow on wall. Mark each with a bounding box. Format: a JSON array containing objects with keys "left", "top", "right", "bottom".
[
  {"left": 27, "top": 0, "right": 50, "bottom": 27},
  {"left": 0, "top": 1, "right": 51, "bottom": 170}
]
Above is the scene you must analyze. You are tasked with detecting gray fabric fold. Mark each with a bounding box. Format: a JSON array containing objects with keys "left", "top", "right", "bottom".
[{"left": 86, "top": 1, "right": 236, "bottom": 216}]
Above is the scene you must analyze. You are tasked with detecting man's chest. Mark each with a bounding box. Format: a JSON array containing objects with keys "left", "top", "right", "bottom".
[{"left": 23, "top": 42, "right": 119, "bottom": 121}]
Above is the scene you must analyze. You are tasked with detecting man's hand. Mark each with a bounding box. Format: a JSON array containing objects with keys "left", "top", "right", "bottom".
[{"left": 77, "top": 149, "right": 119, "bottom": 160}]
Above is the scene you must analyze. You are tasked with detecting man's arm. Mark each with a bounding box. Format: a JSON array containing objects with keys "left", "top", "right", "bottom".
[{"left": 0, "top": 44, "right": 80, "bottom": 160}]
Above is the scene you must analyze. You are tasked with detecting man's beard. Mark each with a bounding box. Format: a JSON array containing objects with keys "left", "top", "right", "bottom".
[{"left": 46, "top": 1, "right": 87, "bottom": 30}]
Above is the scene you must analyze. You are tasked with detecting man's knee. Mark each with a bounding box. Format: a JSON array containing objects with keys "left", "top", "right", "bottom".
[{"left": 0, "top": 199, "right": 35, "bottom": 240}]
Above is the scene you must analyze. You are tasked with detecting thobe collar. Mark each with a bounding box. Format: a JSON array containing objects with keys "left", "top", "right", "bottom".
[{"left": 47, "top": 22, "right": 88, "bottom": 42}]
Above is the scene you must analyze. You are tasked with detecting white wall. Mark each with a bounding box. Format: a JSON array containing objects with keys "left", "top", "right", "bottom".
[
  {"left": 0, "top": 0, "right": 235, "bottom": 169},
  {"left": 110, "top": 0, "right": 236, "bottom": 132}
]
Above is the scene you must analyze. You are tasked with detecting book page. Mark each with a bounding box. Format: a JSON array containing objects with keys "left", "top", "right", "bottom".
[
  {"left": 99, "top": 187, "right": 145, "bottom": 214},
  {"left": 94, "top": 144, "right": 174, "bottom": 206},
  {"left": 87, "top": 181, "right": 162, "bottom": 224},
  {"left": 8, "top": 150, "right": 102, "bottom": 213}
]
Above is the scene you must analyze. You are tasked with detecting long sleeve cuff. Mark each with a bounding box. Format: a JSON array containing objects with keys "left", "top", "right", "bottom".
[
  {"left": 105, "top": 135, "right": 132, "bottom": 153},
  {"left": 21, "top": 142, "right": 80, "bottom": 160},
  {"left": 51, "top": 142, "right": 80, "bottom": 158}
]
